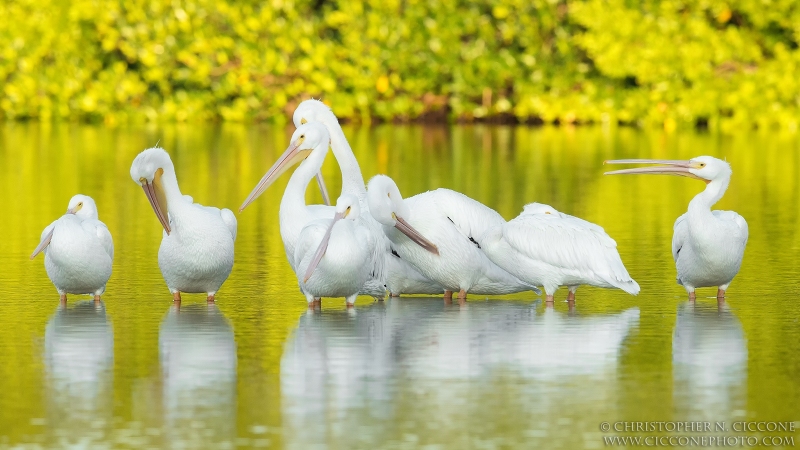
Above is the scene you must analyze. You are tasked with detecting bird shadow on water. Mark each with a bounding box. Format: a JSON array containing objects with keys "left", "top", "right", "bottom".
[
  {"left": 43, "top": 300, "right": 114, "bottom": 448},
  {"left": 280, "top": 297, "right": 641, "bottom": 449},
  {"left": 672, "top": 300, "right": 747, "bottom": 421},
  {"left": 158, "top": 302, "right": 238, "bottom": 449}
]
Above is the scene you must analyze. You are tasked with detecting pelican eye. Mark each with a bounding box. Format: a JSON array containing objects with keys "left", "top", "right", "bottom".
[
  {"left": 78, "top": 202, "right": 83, "bottom": 207},
  {"left": 300, "top": 118, "right": 308, "bottom": 124},
  {"left": 699, "top": 163, "right": 706, "bottom": 168}
]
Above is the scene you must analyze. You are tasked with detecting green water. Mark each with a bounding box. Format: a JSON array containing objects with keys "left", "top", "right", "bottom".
[{"left": 1, "top": 123, "right": 799, "bottom": 449}]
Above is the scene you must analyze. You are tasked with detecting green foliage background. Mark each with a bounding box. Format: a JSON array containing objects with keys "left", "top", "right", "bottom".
[{"left": 1, "top": 0, "right": 799, "bottom": 129}]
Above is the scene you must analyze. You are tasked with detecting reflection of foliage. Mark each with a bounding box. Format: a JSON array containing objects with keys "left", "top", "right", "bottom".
[{"left": 1, "top": 0, "right": 798, "bottom": 129}]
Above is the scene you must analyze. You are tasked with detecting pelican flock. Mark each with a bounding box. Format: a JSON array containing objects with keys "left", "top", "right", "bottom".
[{"left": 30, "top": 103, "right": 747, "bottom": 307}]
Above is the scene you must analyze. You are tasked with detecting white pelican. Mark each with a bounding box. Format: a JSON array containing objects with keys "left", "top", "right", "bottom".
[
  {"left": 366, "top": 175, "right": 541, "bottom": 302},
  {"left": 295, "top": 194, "right": 376, "bottom": 307},
  {"left": 478, "top": 202, "right": 639, "bottom": 303},
  {"left": 130, "top": 147, "right": 237, "bottom": 302},
  {"left": 240, "top": 123, "right": 400, "bottom": 301},
  {"left": 31, "top": 194, "right": 113, "bottom": 302},
  {"left": 292, "top": 99, "right": 442, "bottom": 296},
  {"left": 605, "top": 156, "right": 748, "bottom": 299}
]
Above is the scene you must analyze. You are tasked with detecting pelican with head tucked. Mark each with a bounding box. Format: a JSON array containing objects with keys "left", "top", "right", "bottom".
[
  {"left": 130, "top": 147, "right": 237, "bottom": 302},
  {"left": 367, "top": 175, "right": 541, "bottom": 303},
  {"left": 479, "top": 203, "right": 639, "bottom": 304},
  {"left": 605, "top": 156, "right": 748, "bottom": 299},
  {"left": 31, "top": 195, "right": 113, "bottom": 303},
  {"left": 295, "top": 194, "right": 375, "bottom": 307}
]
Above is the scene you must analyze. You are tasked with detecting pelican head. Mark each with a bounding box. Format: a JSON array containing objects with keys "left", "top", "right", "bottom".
[
  {"left": 303, "top": 194, "right": 361, "bottom": 283},
  {"left": 130, "top": 147, "right": 174, "bottom": 234},
  {"left": 522, "top": 202, "right": 559, "bottom": 216},
  {"left": 239, "top": 122, "right": 330, "bottom": 212},
  {"left": 604, "top": 156, "right": 731, "bottom": 184},
  {"left": 66, "top": 194, "right": 99, "bottom": 220},
  {"left": 366, "top": 175, "right": 439, "bottom": 255},
  {"left": 293, "top": 99, "right": 337, "bottom": 128}
]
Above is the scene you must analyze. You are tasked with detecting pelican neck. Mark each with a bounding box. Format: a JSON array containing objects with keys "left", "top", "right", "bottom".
[
  {"left": 159, "top": 165, "right": 186, "bottom": 210},
  {"left": 325, "top": 121, "right": 367, "bottom": 198},
  {"left": 687, "top": 175, "right": 730, "bottom": 227},
  {"left": 282, "top": 143, "right": 329, "bottom": 213}
]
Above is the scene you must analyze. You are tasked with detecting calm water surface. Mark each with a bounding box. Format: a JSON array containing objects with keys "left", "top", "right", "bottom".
[{"left": 1, "top": 123, "right": 799, "bottom": 449}]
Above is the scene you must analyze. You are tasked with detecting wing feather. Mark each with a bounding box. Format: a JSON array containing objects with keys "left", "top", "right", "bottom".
[
  {"left": 503, "top": 213, "right": 633, "bottom": 285},
  {"left": 672, "top": 213, "right": 688, "bottom": 263}
]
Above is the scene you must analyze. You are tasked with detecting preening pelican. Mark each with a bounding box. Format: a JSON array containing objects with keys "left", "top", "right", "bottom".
[
  {"left": 130, "top": 147, "right": 237, "bottom": 302},
  {"left": 479, "top": 203, "right": 639, "bottom": 303},
  {"left": 296, "top": 194, "right": 375, "bottom": 307},
  {"left": 292, "top": 99, "right": 442, "bottom": 297},
  {"left": 367, "top": 175, "right": 540, "bottom": 302},
  {"left": 605, "top": 156, "right": 748, "bottom": 299},
  {"left": 31, "top": 195, "right": 113, "bottom": 302},
  {"left": 240, "top": 122, "right": 390, "bottom": 301}
]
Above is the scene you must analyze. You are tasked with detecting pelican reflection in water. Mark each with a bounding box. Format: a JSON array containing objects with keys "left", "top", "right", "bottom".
[
  {"left": 673, "top": 301, "right": 747, "bottom": 420},
  {"left": 159, "top": 303, "right": 237, "bottom": 448},
  {"left": 281, "top": 299, "right": 639, "bottom": 449},
  {"left": 44, "top": 301, "right": 114, "bottom": 447}
]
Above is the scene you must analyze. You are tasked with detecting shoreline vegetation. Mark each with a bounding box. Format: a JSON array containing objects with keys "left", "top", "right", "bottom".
[{"left": 2, "top": 0, "right": 799, "bottom": 131}]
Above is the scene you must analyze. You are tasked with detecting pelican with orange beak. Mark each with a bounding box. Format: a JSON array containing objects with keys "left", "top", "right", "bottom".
[
  {"left": 294, "top": 194, "right": 375, "bottom": 307},
  {"left": 605, "top": 156, "right": 748, "bottom": 299},
  {"left": 130, "top": 147, "right": 237, "bottom": 302}
]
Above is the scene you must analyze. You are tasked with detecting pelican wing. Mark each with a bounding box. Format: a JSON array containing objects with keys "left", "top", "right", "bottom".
[
  {"left": 672, "top": 213, "right": 688, "bottom": 263},
  {"left": 712, "top": 210, "right": 749, "bottom": 239},
  {"left": 86, "top": 221, "right": 114, "bottom": 260},
  {"left": 502, "top": 213, "right": 636, "bottom": 289},
  {"left": 219, "top": 208, "right": 238, "bottom": 242},
  {"left": 429, "top": 188, "right": 505, "bottom": 246},
  {"left": 31, "top": 221, "right": 57, "bottom": 258},
  {"left": 294, "top": 220, "right": 329, "bottom": 271}
]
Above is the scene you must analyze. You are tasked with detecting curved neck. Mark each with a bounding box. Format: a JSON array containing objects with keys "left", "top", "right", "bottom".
[
  {"left": 282, "top": 145, "right": 328, "bottom": 217},
  {"left": 325, "top": 119, "right": 366, "bottom": 198},
  {"left": 688, "top": 176, "right": 729, "bottom": 221},
  {"left": 160, "top": 165, "right": 185, "bottom": 209}
]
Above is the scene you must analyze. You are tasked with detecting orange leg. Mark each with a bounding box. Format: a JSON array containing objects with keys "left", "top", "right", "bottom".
[
  {"left": 207, "top": 294, "right": 215, "bottom": 303},
  {"left": 716, "top": 289, "right": 725, "bottom": 299},
  {"left": 173, "top": 292, "right": 182, "bottom": 302},
  {"left": 457, "top": 289, "right": 467, "bottom": 305},
  {"left": 390, "top": 292, "right": 400, "bottom": 298},
  {"left": 545, "top": 294, "right": 555, "bottom": 304},
  {"left": 688, "top": 291, "right": 696, "bottom": 301},
  {"left": 566, "top": 291, "right": 575, "bottom": 302},
  {"left": 313, "top": 298, "right": 322, "bottom": 307},
  {"left": 59, "top": 294, "right": 67, "bottom": 307}
]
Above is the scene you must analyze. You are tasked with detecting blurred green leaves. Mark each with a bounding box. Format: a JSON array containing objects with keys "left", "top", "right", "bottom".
[{"left": 1, "top": 0, "right": 798, "bottom": 130}]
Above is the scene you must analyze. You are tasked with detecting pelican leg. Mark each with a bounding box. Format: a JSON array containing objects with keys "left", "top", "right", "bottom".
[
  {"left": 566, "top": 291, "right": 575, "bottom": 302},
  {"left": 59, "top": 294, "right": 67, "bottom": 306},
  {"left": 567, "top": 299, "right": 576, "bottom": 313},
  {"left": 457, "top": 289, "right": 467, "bottom": 306},
  {"left": 390, "top": 292, "right": 400, "bottom": 298},
  {"left": 207, "top": 294, "right": 216, "bottom": 303},
  {"left": 545, "top": 294, "right": 555, "bottom": 305},
  {"left": 346, "top": 294, "right": 357, "bottom": 308},
  {"left": 313, "top": 298, "right": 322, "bottom": 307},
  {"left": 443, "top": 290, "right": 453, "bottom": 305},
  {"left": 716, "top": 289, "right": 725, "bottom": 299},
  {"left": 93, "top": 295, "right": 101, "bottom": 303},
  {"left": 688, "top": 291, "right": 696, "bottom": 301},
  {"left": 173, "top": 291, "right": 182, "bottom": 302}
]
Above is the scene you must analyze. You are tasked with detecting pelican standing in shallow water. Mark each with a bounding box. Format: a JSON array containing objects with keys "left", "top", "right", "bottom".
[
  {"left": 605, "top": 156, "right": 748, "bottom": 299},
  {"left": 31, "top": 195, "right": 113, "bottom": 302},
  {"left": 130, "top": 147, "right": 237, "bottom": 302},
  {"left": 367, "top": 175, "right": 540, "bottom": 302},
  {"left": 240, "top": 123, "right": 398, "bottom": 303},
  {"left": 296, "top": 195, "right": 375, "bottom": 307},
  {"left": 478, "top": 203, "right": 639, "bottom": 304},
  {"left": 292, "top": 99, "right": 442, "bottom": 297}
]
